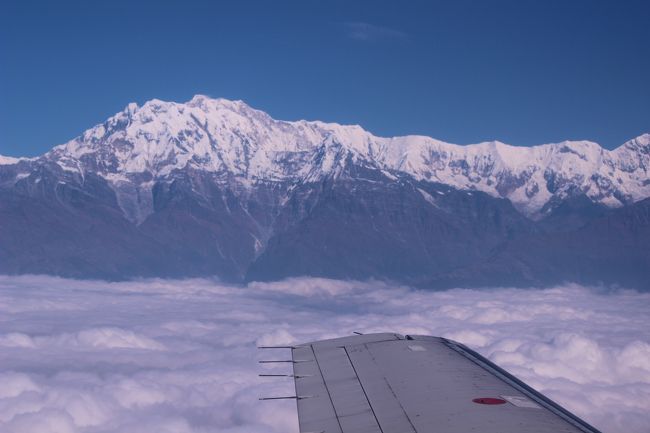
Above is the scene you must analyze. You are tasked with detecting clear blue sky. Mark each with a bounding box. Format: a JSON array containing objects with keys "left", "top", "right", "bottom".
[{"left": 1, "top": 0, "right": 649, "bottom": 157}]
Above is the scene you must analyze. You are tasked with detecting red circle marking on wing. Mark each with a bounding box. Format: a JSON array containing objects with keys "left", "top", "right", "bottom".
[{"left": 472, "top": 397, "right": 507, "bottom": 405}]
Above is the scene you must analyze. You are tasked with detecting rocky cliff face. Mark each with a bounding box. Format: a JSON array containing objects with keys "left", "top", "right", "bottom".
[{"left": 1, "top": 96, "right": 648, "bottom": 288}]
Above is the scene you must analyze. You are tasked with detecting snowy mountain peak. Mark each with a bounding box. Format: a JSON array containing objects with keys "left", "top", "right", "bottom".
[
  {"left": 31, "top": 95, "right": 650, "bottom": 218},
  {"left": 621, "top": 133, "right": 650, "bottom": 151},
  {"left": 0, "top": 155, "right": 20, "bottom": 165},
  {"left": 188, "top": 94, "right": 249, "bottom": 109},
  {"left": 125, "top": 102, "right": 138, "bottom": 114}
]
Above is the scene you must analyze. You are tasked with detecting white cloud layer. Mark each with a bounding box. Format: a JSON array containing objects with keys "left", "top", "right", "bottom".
[{"left": 0, "top": 276, "right": 648, "bottom": 433}]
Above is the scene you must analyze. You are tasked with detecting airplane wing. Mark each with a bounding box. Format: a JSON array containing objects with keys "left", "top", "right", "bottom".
[{"left": 289, "top": 333, "right": 601, "bottom": 433}]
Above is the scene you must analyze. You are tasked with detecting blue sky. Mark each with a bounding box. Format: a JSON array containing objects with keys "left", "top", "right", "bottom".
[{"left": 1, "top": 0, "right": 648, "bottom": 157}]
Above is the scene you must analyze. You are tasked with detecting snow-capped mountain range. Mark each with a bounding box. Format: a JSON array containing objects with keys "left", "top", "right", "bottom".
[
  {"left": 1, "top": 95, "right": 649, "bottom": 288},
  {"left": 14, "top": 94, "right": 647, "bottom": 220}
]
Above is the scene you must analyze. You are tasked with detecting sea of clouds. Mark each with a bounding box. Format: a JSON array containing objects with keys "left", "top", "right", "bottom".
[{"left": 0, "top": 275, "right": 648, "bottom": 433}]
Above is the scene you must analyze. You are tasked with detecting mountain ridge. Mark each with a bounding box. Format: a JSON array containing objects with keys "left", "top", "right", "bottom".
[
  {"left": 1, "top": 96, "right": 648, "bottom": 289},
  {"left": 4, "top": 95, "right": 647, "bottom": 222}
]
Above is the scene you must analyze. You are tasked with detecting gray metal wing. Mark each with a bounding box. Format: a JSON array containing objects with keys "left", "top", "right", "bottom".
[{"left": 290, "top": 333, "right": 601, "bottom": 433}]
